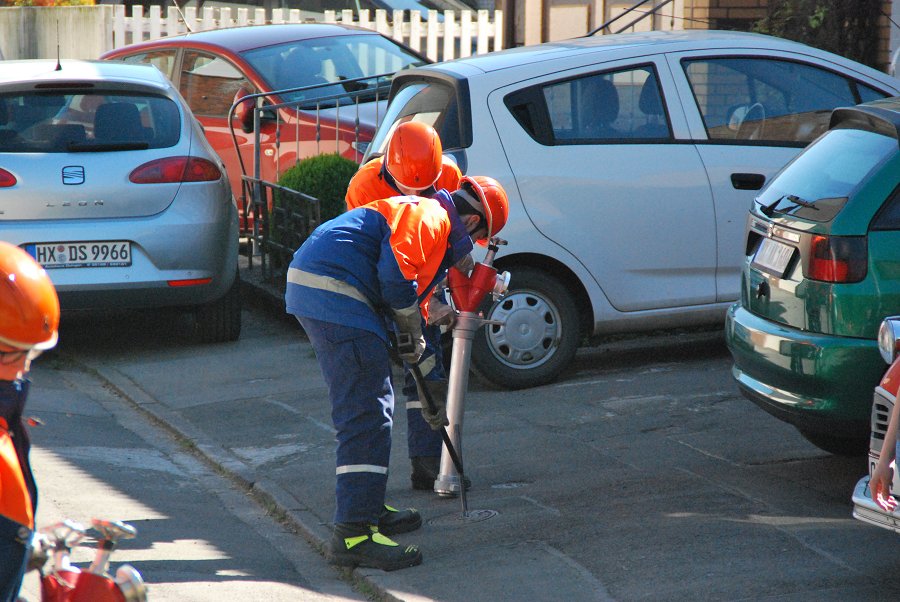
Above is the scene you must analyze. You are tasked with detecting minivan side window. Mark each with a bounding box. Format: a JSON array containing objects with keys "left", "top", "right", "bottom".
[
  {"left": 683, "top": 57, "right": 889, "bottom": 145},
  {"left": 180, "top": 51, "right": 252, "bottom": 119},
  {"left": 506, "top": 65, "right": 671, "bottom": 145}
]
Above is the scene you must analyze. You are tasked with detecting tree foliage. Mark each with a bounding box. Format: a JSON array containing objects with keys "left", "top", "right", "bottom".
[{"left": 753, "top": 0, "right": 884, "bottom": 69}]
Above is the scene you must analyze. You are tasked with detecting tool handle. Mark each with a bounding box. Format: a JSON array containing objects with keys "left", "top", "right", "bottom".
[
  {"left": 409, "top": 364, "right": 466, "bottom": 480},
  {"left": 395, "top": 332, "right": 416, "bottom": 358}
]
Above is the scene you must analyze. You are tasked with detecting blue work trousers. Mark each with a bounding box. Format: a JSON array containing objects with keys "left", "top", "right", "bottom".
[
  {"left": 0, "top": 515, "right": 31, "bottom": 602},
  {"left": 299, "top": 317, "right": 393, "bottom": 526},
  {"left": 402, "top": 322, "right": 446, "bottom": 458}
]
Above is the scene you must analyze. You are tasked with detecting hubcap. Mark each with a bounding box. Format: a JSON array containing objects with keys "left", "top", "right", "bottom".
[{"left": 485, "top": 290, "right": 561, "bottom": 369}]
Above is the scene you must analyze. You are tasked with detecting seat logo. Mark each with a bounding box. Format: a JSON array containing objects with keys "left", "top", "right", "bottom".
[{"left": 62, "top": 166, "right": 85, "bottom": 185}]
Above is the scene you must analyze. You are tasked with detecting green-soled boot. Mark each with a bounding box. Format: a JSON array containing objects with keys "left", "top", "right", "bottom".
[
  {"left": 328, "top": 523, "right": 422, "bottom": 572},
  {"left": 378, "top": 504, "right": 422, "bottom": 535}
]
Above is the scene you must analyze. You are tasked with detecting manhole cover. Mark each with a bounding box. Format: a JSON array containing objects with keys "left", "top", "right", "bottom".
[
  {"left": 491, "top": 481, "right": 530, "bottom": 489},
  {"left": 428, "top": 509, "right": 498, "bottom": 526}
]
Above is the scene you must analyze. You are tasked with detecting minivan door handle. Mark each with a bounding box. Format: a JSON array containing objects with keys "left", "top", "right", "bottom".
[{"left": 731, "top": 172, "right": 766, "bottom": 191}]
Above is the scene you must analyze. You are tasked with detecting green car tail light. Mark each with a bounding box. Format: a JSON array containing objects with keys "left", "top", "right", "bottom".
[{"left": 804, "top": 233, "right": 867, "bottom": 283}]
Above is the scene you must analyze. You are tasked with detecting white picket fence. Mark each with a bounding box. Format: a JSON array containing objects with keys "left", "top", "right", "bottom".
[{"left": 113, "top": 5, "right": 503, "bottom": 62}]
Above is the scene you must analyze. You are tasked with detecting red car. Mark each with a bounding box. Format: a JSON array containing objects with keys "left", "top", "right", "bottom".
[{"left": 102, "top": 24, "right": 428, "bottom": 232}]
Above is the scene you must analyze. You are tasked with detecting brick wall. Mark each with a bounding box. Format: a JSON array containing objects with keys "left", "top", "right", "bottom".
[
  {"left": 686, "top": 0, "right": 894, "bottom": 72},
  {"left": 685, "top": 0, "right": 767, "bottom": 30},
  {"left": 877, "top": 0, "right": 894, "bottom": 73}
]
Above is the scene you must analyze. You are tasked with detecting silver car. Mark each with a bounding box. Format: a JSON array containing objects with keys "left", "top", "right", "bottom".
[{"left": 0, "top": 59, "right": 240, "bottom": 343}]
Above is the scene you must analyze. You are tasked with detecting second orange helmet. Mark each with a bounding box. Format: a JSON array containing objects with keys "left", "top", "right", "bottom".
[{"left": 384, "top": 121, "right": 443, "bottom": 191}]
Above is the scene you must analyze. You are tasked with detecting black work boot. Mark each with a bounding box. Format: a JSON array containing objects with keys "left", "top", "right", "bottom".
[
  {"left": 328, "top": 523, "right": 422, "bottom": 571},
  {"left": 378, "top": 504, "right": 422, "bottom": 535},
  {"left": 411, "top": 456, "right": 471, "bottom": 491}
]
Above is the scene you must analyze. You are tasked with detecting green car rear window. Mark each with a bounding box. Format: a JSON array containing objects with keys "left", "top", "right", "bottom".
[{"left": 757, "top": 128, "right": 897, "bottom": 222}]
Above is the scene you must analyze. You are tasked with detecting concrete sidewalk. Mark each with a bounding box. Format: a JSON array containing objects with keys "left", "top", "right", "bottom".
[
  {"left": 71, "top": 256, "right": 616, "bottom": 601},
  {"left": 41, "top": 252, "right": 890, "bottom": 601}
]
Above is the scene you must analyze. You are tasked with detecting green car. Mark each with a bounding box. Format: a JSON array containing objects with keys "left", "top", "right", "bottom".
[{"left": 726, "top": 97, "right": 900, "bottom": 455}]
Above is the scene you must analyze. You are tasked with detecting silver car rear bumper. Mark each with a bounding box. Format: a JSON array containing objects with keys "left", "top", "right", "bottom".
[{"left": 852, "top": 476, "right": 900, "bottom": 534}]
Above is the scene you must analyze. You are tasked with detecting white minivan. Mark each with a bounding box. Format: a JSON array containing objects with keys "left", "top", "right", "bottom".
[{"left": 364, "top": 30, "right": 900, "bottom": 389}]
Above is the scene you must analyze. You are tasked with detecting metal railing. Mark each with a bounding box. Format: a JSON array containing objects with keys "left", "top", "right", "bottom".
[{"left": 229, "top": 73, "right": 393, "bottom": 283}]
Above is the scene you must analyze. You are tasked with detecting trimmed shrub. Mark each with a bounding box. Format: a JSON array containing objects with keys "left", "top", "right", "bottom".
[
  {"left": 276, "top": 153, "right": 358, "bottom": 223},
  {"left": 267, "top": 153, "right": 359, "bottom": 270}
]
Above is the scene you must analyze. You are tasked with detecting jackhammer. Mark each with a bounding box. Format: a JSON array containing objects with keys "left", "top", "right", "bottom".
[
  {"left": 433, "top": 238, "right": 510, "bottom": 501},
  {"left": 398, "top": 237, "right": 509, "bottom": 515}
]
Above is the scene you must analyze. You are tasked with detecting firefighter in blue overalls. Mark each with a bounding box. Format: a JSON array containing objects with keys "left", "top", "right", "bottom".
[
  {"left": 286, "top": 176, "right": 509, "bottom": 571},
  {"left": 345, "top": 121, "right": 470, "bottom": 492},
  {"left": 0, "top": 242, "right": 60, "bottom": 602}
]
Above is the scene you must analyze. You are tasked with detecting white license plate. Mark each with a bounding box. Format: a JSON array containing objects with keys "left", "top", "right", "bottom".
[
  {"left": 751, "top": 237, "right": 794, "bottom": 278},
  {"left": 26, "top": 241, "right": 132, "bottom": 269}
]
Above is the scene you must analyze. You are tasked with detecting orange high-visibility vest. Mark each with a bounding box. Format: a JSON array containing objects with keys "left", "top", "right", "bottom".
[
  {"left": 346, "top": 156, "right": 462, "bottom": 211},
  {"left": 0, "top": 417, "right": 33, "bottom": 529}
]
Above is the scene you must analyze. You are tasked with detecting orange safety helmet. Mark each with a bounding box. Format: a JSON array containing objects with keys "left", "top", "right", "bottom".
[
  {"left": 458, "top": 176, "right": 510, "bottom": 246},
  {"left": 0, "top": 242, "right": 60, "bottom": 352},
  {"left": 384, "top": 121, "right": 443, "bottom": 191}
]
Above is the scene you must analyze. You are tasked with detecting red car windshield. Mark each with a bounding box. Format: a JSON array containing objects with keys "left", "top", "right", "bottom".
[{"left": 242, "top": 34, "right": 425, "bottom": 105}]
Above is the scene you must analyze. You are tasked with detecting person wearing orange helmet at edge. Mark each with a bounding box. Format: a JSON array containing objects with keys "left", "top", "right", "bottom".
[
  {"left": 346, "top": 121, "right": 471, "bottom": 493},
  {"left": 287, "top": 170, "right": 509, "bottom": 570},
  {"left": 0, "top": 242, "right": 60, "bottom": 602}
]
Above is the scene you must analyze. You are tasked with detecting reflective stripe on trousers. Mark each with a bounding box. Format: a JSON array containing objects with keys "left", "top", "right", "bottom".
[{"left": 298, "top": 316, "right": 393, "bottom": 526}]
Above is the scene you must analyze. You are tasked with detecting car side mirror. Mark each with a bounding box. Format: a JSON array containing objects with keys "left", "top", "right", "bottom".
[{"left": 233, "top": 87, "right": 255, "bottom": 134}]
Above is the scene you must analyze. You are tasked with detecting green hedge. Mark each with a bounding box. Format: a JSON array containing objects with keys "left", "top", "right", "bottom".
[
  {"left": 267, "top": 153, "right": 359, "bottom": 271},
  {"left": 276, "top": 153, "right": 358, "bottom": 224}
]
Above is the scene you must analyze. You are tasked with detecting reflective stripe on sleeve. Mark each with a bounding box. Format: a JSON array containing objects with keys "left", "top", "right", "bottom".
[
  {"left": 417, "top": 354, "right": 436, "bottom": 376},
  {"left": 336, "top": 464, "right": 389, "bottom": 476},
  {"left": 287, "top": 268, "right": 375, "bottom": 312},
  {"left": 406, "top": 400, "right": 423, "bottom": 410}
]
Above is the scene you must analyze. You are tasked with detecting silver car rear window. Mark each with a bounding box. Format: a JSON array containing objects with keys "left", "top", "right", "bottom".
[
  {"left": 0, "top": 91, "right": 180, "bottom": 153},
  {"left": 367, "top": 80, "right": 461, "bottom": 155}
]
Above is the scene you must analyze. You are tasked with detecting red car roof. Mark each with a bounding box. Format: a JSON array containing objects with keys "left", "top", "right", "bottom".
[{"left": 105, "top": 23, "right": 378, "bottom": 55}]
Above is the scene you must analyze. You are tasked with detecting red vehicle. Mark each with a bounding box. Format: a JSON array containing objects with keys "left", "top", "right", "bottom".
[
  {"left": 853, "top": 316, "right": 900, "bottom": 531},
  {"left": 101, "top": 24, "right": 428, "bottom": 233},
  {"left": 36, "top": 518, "right": 147, "bottom": 602}
]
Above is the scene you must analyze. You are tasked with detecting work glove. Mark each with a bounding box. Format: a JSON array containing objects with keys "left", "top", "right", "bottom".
[
  {"left": 454, "top": 253, "right": 475, "bottom": 275},
  {"left": 416, "top": 378, "right": 449, "bottom": 430},
  {"left": 426, "top": 296, "right": 456, "bottom": 327},
  {"left": 26, "top": 533, "right": 50, "bottom": 573},
  {"left": 392, "top": 303, "right": 426, "bottom": 364}
]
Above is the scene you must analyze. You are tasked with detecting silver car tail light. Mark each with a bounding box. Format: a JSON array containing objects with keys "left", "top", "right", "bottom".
[
  {"left": 0, "top": 168, "right": 16, "bottom": 187},
  {"left": 129, "top": 157, "right": 221, "bottom": 184}
]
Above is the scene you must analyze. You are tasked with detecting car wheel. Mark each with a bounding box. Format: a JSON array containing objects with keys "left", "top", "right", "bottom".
[
  {"left": 471, "top": 268, "right": 580, "bottom": 389},
  {"left": 798, "top": 429, "right": 867, "bottom": 457},
  {"left": 194, "top": 271, "right": 242, "bottom": 344}
]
